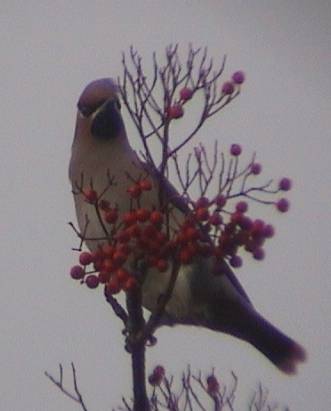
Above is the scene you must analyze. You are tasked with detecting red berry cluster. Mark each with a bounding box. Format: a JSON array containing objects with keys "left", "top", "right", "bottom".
[
  {"left": 127, "top": 179, "right": 152, "bottom": 198},
  {"left": 70, "top": 243, "right": 138, "bottom": 295},
  {"left": 167, "top": 104, "right": 184, "bottom": 120},
  {"left": 221, "top": 70, "right": 245, "bottom": 95},
  {"left": 172, "top": 197, "right": 275, "bottom": 269},
  {"left": 148, "top": 365, "right": 165, "bottom": 386},
  {"left": 227, "top": 145, "right": 292, "bottom": 213},
  {"left": 166, "top": 72, "right": 244, "bottom": 121},
  {"left": 206, "top": 374, "right": 220, "bottom": 395},
  {"left": 72, "top": 163, "right": 293, "bottom": 292},
  {"left": 71, "top": 180, "right": 179, "bottom": 294},
  {"left": 165, "top": 86, "right": 195, "bottom": 121}
]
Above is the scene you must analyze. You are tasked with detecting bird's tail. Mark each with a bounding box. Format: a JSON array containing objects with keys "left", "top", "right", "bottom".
[
  {"left": 242, "top": 309, "right": 306, "bottom": 374},
  {"left": 206, "top": 300, "right": 307, "bottom": 374}
]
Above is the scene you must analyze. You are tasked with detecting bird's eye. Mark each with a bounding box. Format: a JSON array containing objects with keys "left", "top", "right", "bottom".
[
  {"left": 77, "top": 103, "right": 93, "bottom": 117},
  {"left": 78, "top": 99, "right": 107, "bottom": 117}
]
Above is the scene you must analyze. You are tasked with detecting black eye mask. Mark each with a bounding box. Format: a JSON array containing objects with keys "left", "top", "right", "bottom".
[{"left": 91, "top": 100, "right": 123, "bottom": 140}]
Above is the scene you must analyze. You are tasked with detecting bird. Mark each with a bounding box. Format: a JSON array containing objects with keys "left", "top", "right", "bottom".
[{"left": 69, "top": 78, "right": 306, "bottom": 375}]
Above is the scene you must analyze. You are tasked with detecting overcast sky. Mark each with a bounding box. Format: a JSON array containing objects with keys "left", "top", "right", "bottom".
[{"left": 1, "top": 1, "right": 330, "bottom": 410}]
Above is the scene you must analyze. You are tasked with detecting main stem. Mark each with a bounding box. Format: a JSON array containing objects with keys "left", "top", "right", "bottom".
[{"left": 126, "top": 287, "right": 150, "bottom": 411}]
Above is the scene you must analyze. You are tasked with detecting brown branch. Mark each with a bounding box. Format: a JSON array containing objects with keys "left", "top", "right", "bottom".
[{"left": 125, "top": 285, "right": 150, "bottom": 411}]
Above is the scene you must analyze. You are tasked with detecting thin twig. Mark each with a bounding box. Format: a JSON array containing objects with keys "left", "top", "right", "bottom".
[{"left": 45, "top": 363, "right": 89, "bottom": 411}]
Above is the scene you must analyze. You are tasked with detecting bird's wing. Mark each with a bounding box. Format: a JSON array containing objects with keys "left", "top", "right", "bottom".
[{"left": 142, "top": 160, "right": 252, "bottom": 305}]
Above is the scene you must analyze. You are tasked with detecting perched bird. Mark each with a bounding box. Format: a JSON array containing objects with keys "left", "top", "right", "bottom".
[{"left": 69, "top": 78, "right": 306, "bottom": 374}]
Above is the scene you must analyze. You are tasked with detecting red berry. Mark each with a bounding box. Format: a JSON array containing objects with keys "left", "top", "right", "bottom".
[
  {"left": 231, "top": 211, "right": 243, "bottom": 225},
  {"left": 180, "top": 87, "right": 194, "bottom": 101},
  {"left": 236, "top": 201, "right": 248, "bottom": 213},
  {"left": 116, "top": 268, "right": 130, "bottom": 283},
  {"left": 221, "top": 81, "right": 234, "bottom": 95},
  {"left": 143, "top": 224, "right": 158, "bottom": 238},
  {"left": 98, "top": 271, "right": 111, "bottom": 284},
  {"left": 127, "top": 224, "right": 141, "bottom": 238},
  {"left": 232, "top": 71, "right": 245, "bottom": 84},
  {"left": 185, "top": 227, "right": 200, "bottom": 241},
  {"left": 150, "top": 210, "right": 163, "bottom": 225},
  {"left": 156, "top": 259, "right": 168, "bottom": 272},
  {"left": 156, "top": 231, "right": 167, "bottom": 244},
  {"left": 146, "top": 240, "right": 159, "bottom": 254},
  {"left": 181, "top": 217, "right": 195, "bottom": 229},
  {"left": 168, "top": 104, "right": 184, "bottom": 119},
  {"left": 127, "top": 184, "right": 142, "bottom": 198},
  {"left": 102, "top": 244, "right": 114, "bottom": 257},
  {"left": 187, "top": 241, "right": 199, "bottom": 256},
  {"left": 148, "top": 374, "right": 157, "bottom": 385},
  {"left": 83, "top": 189, "right": 98, "bottom": 204},
  {"left": 276, "top": 198, "right": 290, "bottom": 213},
  {"left": 206, "top": 375, "right": 219, "bottom": 394},
  {"left": 116, "top": 243, "right": 131, "bottom": 256},
  {"left": 70, "top": 265, "right": 85, "bottom": 280},
  {"left": 116, "top": 229, "right": 131, "bottom": 243},
  {"left": 106, "top": 276, "right": 121, "bottom": 295},
  {"left": 252, "top": 235, "right": 265, "bottom": 248},
  {"left": 279, "top": 178, "right": 292, "bottom": 191},
  {"left": 251, "top": 162, "right": 262, "bottom": 175},
  {"left": 251, "top": 219, "right": 265, "bottom": 237},
  {"left": 215, "top": 194, "right": 227, "bottom": 208},
  {"left": 123, "top": 277, "right": 138, "bottom": 292},
  {"left": 123, "top": 211, "right": 137, "bottom": 226},
  {"left": 79, "top": 251, "right": 93, "bottom": 266},
  {"left": 230, "top": 255, "right": 243, "bottom": 268},
  {"left": 104, "top": 208, "right": 118, "bottom": 224},
  {"left": 253, "top": 247, "right": 265, "bottom": 260},
  {"left": 230, "top": 144, "right": 242, "bottom": 156},
  {"left": 239, "top": 216, "right": 253, "bottom": 230},
  {"left": 262, "top": 224, "right": 275, "bottom": 238},
  {"left": 245, "top": 239, "right": 257, "bottom": 253},
  {"left": 195, "top": 196, "right": 209, "bottom": 208},
  {"left": 180, "top": 248, "right": 193, "bottom": 264},
  {"left": 176, "top": 231, "right": 186, "bottom": 245},
  {"left": 195, "top": 207, "right": 209, "bottom": 222},
  {"left": 113, "top": 251, "right": 127, "bottom": 266},
  {"left": 91, "top": 248, "right": 103, "bottom": 261},
  {"left": 136, "top": 208, "right": 151, "bottom": 222},
  {"left": 224, "top": 222, "right": 236, "bottom": 235},
  {"left": 209, "top": 212, "right": 223, "bottom": 226},
  {"left": 139, "top": 179, "right": 152, "bottom": 191},
  {"left": 149, "top": 365, "right": 165, "bottom": 386},
  {"left": 235, "top": 230, "right": 250, "bottom": 245},
  {"left": 85, "top": 274, "right": 99, "bottom": 289},
  {"left": 102, "top": 258, "right": 115, "bottom": 273},
  {"left": 154, "top": 365, "right": 165, "bottom": 378}
]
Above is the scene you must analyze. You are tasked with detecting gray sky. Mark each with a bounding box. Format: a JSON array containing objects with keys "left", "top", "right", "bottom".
[{"left": 1, "top": 1, "right": 330, "bottom": 409}]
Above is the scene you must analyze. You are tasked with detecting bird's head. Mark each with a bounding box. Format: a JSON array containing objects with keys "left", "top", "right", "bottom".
[{"left": 77, "top": 78, "right": 123, "bottom": 140}]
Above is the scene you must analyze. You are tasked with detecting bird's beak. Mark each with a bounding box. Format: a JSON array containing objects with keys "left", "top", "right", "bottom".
[{"left": 90, "top": 98, "right": 123, "bottom": 140}]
